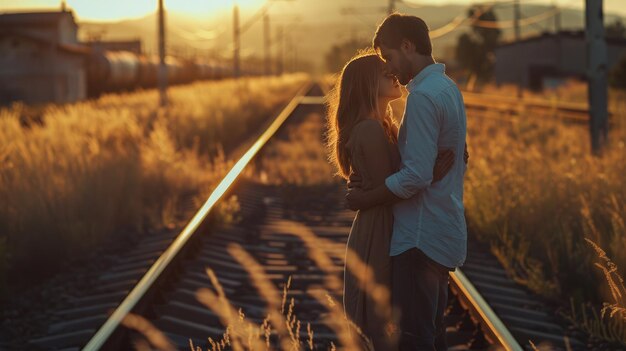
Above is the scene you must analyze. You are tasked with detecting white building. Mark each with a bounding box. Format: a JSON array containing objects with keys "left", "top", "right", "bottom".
[{"left": 0, "top": 9, "right": 90, "bottom": 105}]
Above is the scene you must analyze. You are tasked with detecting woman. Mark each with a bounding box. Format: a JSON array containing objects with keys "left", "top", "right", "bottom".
[{"left": 326, "top": 51, "right": 455, "bottom": 350}]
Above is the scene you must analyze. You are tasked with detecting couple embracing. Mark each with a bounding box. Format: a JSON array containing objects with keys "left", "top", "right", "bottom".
[{"left": 326, "top": 13, "right": 468, "bottom": 351}]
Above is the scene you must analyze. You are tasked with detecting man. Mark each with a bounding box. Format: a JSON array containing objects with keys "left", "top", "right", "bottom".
[{"left": 346, "top": 13, "right": 468, "bottom": 351}]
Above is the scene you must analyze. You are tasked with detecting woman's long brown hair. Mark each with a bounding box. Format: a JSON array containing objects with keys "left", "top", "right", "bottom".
[{"left": 326, "top": 51, "right": 398, "bottom": 180}]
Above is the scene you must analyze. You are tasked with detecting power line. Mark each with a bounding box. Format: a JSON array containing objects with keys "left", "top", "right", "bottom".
[
  {"left": 520, "top": 9, "right": 552, "bottom": 32},
  {"left": 398, "top": 0, "right": 423, "bottom": 10},
  {"left": 341, "top": 1, "right": 572, "bottom": 42},
  {"left": 469, "top": 0, "right": 581, "bottom": 29},
  {"left": 430, "top": 13, "right": 469, "bottom": 38},
  {"left": 429, "top": 4, "right": 497, "bottom": 39},
  {"left": 240, "top": 4, "right": 270, "bottom": 34},
  {"left": 171, "top": 25, "right": 223, "bottom": 41},
  {"left": 471, "top": 7, "right": 561, "bottom": 29}
]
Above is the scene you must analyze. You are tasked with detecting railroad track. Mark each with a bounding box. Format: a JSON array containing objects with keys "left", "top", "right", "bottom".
[
  {"left": 462, "top": 91, "right": 606, "bottom": 126},
  {"left": 25, "top": 81, "right": 586, "bottom": 351}
]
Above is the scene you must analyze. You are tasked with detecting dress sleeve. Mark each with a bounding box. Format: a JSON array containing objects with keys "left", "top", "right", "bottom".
[{"left": 352, "top": 119, "right": 395, "bottom": 188}]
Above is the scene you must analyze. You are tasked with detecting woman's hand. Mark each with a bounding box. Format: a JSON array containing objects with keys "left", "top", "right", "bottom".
[{"left": 433, "top": 149, "right": 455, "bottom": 183}]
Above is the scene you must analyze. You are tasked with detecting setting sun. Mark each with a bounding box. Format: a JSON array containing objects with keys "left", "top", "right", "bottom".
[{"left": 0, "top": 0, "right": 264, "bottom": 21}]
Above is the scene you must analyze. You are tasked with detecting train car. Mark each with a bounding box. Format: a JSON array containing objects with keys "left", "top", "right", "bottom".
[
  {"left": 212, "top": 62, "right": 231, "bottom": 80},
  {"left": 178, "top": 58, "right": 198, "bottom": 83},
  {"left": 192, "top": 61, "right": 215, "bottom": 81},
  {"left": 196, "top": 62, "right": 211, "bottom": 80},
  {"left": 86, "top": 48, "right": 238, "bottom": 97},
  {"left": 165, "top": 56, "right": 185, "bottom": 84},
  {"left": 137, "top": 56, "right": 192, "bottom": 87},
  {"left": 137, "top": 55, "right": 158, "bottom": 88},
  {"left": 192, "top": 60, "right": 230, "bottom": 81},
  {"left": 87, "top": 50, "right": 139, "bottom": 96}
]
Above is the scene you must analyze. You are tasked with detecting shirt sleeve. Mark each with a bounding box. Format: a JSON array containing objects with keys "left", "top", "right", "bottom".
[{"left": 385, "top": 92, "right": 440, "bottom": 199}]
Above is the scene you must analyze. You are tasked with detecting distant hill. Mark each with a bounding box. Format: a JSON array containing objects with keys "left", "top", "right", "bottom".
[{"left": 77, "top": 1, "right": 626, "bottom": 73}]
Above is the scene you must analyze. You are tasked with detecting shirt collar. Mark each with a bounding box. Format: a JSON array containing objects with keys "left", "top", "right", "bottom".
[{"left": 406, "top": 63, "right": 445, "bottom": 91}]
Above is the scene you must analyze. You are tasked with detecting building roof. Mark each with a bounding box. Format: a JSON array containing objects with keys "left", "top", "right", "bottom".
[
  {"left": 0, "top": 10, "right": 76, "bottom": 27},
  {"left": 496, "top": 30, "right": 626, "bottom": 49}
]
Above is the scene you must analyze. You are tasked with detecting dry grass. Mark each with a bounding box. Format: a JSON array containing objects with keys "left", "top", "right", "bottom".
[
  {"left": 464, "top": 102, "right": 626, "bottom": 303},
  {"left": 249, "top": 108, "right": 341, "bottom": 216},
  {"left": 256, "top": 112, "right": 337, "bottom": 187},
  {"left": 461, "top": 85, "right": 626, "bottom": 346},
  {"left": 565, "top": 238, "right": 626, "bottom": 345},
  {"left": 0, "top": 74, "right": 308, "bottom": 290}
]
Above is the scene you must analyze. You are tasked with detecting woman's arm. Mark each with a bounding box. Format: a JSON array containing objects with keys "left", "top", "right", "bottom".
[
  {"left": 345, "top": 120, "right": 400, "bottom": 210},
  {"left": 346, "top": 148, "right": 455, "bottom": 210},
  {"left": 355, "top": 120, "right": 395, "bottom": 188}
]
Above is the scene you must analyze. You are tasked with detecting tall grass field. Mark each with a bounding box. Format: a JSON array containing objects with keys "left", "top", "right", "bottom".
[{"left": 0, "top": 74, "right": 308, "bottom": 292}]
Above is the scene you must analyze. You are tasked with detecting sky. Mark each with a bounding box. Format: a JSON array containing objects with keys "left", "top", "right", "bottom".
[{"left": 1, "top": 0, "right": 626, "bottom": 21}]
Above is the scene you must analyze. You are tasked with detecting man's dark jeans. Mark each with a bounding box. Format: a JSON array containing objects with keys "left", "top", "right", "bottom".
[{"left": 392, "top": 248, "right": 452, "bottom": 351}]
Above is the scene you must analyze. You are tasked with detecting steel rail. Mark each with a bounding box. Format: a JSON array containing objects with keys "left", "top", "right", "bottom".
[
  {"left": 82, "top": 80, "right": 313, "bottom": 351},
  {"left": 463, "top": 91, "right": 589, "bottom": 113},
  {"left": 451, "top": 269, "right": 524, "bottom": 351}
]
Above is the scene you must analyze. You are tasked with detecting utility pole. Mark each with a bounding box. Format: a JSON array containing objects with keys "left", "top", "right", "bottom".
[
  {"left": 294, "top": 43, "right": 298, "bottom": 73},
  {"left": 264, "top": 13, "right": 271, "bottom": 75},
  {"left": 514, "top": 0, "right": 522, "bottom": 99},
  {"left": 276, "top": 25, "right": 284, "bottom": 76},
  {"left": 286, "top": 33, "right": 293, "bottom": 73},
  {"left": 585, "top": 0, "right": 609, "bottom": 155},
  {"left": 388, "top": 0, "right": 396, "bottom": 15},
  {"left": 553, "top": 0, "right": 562, "bottom": 73},
  {"left": 157, "top": 0, "right": 168, "bottom": 107},
  {"left": 233, "top": 4, "right": 241, "bottom": 78},
  {"left": 553, "top": 0, "right": 561, "bottom": 33}
]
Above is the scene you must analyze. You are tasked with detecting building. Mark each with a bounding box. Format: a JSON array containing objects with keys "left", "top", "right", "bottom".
[
  {"left": 0, "top": 8, "right": 90, "bottom": 105},
  {"left": 494, "top": 31, "right": 626, "bottom": 90}
]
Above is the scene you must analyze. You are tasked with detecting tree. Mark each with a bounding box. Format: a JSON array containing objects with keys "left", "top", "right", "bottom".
[{"left": 455, "top": 5, "right": 502, "bottom": 85}]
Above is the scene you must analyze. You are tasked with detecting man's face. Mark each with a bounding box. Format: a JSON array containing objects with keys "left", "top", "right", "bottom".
[{"left": 378, "top": 43, "right": 413, "bottom": 86}]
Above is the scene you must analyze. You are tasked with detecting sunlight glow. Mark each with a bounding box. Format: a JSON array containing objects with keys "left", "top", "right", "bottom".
[
  {"left": 1, "top": 0, "right": 625, "bottom": 22},
  {"left": 0, "top": 0, "right": 265, "bottom": 21}
]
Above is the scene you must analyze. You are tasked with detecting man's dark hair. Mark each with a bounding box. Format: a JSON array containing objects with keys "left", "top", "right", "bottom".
[{"left": 373, "top": 14, "right": 432, "bottom": 56}]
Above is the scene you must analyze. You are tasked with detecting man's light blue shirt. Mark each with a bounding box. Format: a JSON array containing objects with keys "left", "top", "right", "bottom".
[{"left": 385, "top": 63, "right": 467, "bottom": 268}]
